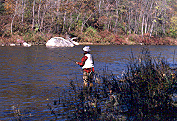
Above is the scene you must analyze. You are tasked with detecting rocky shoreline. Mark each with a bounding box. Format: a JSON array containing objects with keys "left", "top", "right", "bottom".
[{"left": 0, "top": 35, "right": 177, "bottom": 47}]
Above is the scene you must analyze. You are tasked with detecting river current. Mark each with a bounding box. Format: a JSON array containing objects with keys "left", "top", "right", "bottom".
[{"left": 0, "top": 45, "right": 176, "bottom": 120}]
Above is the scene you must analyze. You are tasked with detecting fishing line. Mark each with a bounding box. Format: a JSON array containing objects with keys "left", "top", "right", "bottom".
[
  {"left": 58, "top": 53, "right": 76, "bottom": 63},
  {"left": 52, "top": 51, "right": 76, "bottom": 63},
  {"left": 51, "top": 50, "right": 85, "bottom": 75}
]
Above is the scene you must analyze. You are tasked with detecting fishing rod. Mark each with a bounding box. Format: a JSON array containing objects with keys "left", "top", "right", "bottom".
[
  {"left": 58, "top": 53, "right": 76, "bottom": 63},
  {"left": 52, "top": 51, "right": 76, "bottom": 63}
]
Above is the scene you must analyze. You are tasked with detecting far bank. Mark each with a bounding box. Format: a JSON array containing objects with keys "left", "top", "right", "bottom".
[{"left": 0, "top": 32, "right": 177, "bottom": 46}]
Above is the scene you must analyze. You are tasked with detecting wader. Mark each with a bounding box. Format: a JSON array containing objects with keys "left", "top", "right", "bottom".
[{"left": 83, "top": 70, "right": 94, "bottom": 92}]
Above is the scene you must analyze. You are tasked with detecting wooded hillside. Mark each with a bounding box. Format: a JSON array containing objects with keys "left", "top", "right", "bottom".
[{"left": 0, "top": 0, "right": 177, "bottom": 45}]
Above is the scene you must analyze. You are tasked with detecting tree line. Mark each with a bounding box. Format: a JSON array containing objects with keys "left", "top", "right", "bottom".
[{"left": 0, "top": 0, "right": 177, "bottom": 43}]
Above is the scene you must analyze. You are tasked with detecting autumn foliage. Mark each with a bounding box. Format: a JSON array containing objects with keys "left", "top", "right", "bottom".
[{"left": 0, "top": 0, "right": 177, "bottom": 45}]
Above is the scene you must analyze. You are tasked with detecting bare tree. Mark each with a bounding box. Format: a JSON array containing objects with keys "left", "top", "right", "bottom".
[
  {"left": 32, "top": 0, "right": 35, "bottom": 29},
  {"left": 11, "top": 0, "right": 18, "bottom": 35}
]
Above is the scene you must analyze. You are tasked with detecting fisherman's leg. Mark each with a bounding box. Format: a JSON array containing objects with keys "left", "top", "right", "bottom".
[
  {"left": 83, "top": 79, "right": 88, "bottom": 88},
  {"left": 88, "top": 72, "right": 94, "bottom": 93},
  {"left": 88, "top": 80, "right": 93, "bottom": 94},
  {"left": 89, "top": 72, "right": 94, "bottom": 87},
  {"left": 83, "top": 71, "right": 89, "bottom": 89}
]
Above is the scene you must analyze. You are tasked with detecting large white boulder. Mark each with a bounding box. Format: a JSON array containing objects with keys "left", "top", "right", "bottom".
[{"left": 46, "top": 37, "right": 78, "bottom": 47}]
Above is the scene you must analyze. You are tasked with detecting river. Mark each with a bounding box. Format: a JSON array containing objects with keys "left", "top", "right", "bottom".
[{"left": 0, "top": 45, "right": 177, "bottom": 120}]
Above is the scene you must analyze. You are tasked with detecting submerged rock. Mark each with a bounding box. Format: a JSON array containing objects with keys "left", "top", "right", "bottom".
[{"left": 46, "top": 37, "right": 79, "bottom": 47}]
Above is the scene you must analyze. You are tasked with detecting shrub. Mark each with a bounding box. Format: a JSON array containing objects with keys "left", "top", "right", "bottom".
[
  {"left": 82, "top": 26, "right": 102, "bottom": 43},
  {"left": 47, "top": 47, "right": 177, "bottom": 120},
  {"left": 123, "top": 47, "right": 176, "bottom": 118}
]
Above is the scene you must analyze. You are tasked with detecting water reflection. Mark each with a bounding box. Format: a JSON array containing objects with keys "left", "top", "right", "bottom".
[{"left": 0, "top": 45, "right": 176, "bottom": 120}]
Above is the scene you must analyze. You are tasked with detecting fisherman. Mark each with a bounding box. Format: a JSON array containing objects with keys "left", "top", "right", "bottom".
[{"left": 76, "top": 46, "right": 94, "bottom": 91}]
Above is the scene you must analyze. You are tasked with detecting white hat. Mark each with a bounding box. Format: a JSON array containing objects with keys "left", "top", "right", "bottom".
[{"left": 83, "top": 46, "right": 91, "bottom": 52}]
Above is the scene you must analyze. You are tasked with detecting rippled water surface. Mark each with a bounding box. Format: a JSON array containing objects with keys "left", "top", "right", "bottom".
[{"left": 0, "top": 45, "right": 177, "bottom": 120}]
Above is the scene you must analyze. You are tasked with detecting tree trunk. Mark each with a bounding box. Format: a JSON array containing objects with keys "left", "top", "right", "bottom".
[
  {"left": 145, "top": 17, "right": 147, "bottom": 34},
  {"left": 128, "top": 8, "right": 132, "bottom": 34},
  {"left": 98, "top": 0, "right": 101, "bottom": 16},
  {"left": 40, "top": 11, "right": 45, "bottom": 32},
  {"left": 22, "top": 0, "right": 24, "bottom": 24},
  {"left": 141, "top": 15, "right": 144, "bottom": 38},
  {"left": 38, "top": 0, "right": 41, "bottom": 31},
  {"left": 57, "top": 0, "right": 61, "bottom": 33},
  {"left": 114, "top": 0, "right": 119, "bottom": 34},
  {"left": 63, "top": 11, "right": 66, "bottom": 32},
  {"left": 32, "top": 0, "right": 35, "bottom": 29},
  {"left": 134, "top": 2, "right": 138, "bottom": 34},
  {"left": 149, "top": 20, "right": 155, "bottom": 38},
  {"left": 68, "top": 13, "right": 73, "bottom": 32},
  {"left": 11, "top": 1, "right": 18, "bottom": 35}
]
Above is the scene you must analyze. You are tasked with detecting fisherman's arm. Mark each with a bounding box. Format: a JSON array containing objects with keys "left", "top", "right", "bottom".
[{"left": 76, "top": 56, "right": 88, "bottom": 67}]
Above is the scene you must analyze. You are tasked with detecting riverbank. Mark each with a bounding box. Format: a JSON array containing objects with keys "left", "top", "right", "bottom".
[
  {"left": 0, "top": 33, "right": 177, "bottom": 46},
  {"left": 79, "top": 34, "right": 177, "bottom": 45}
]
